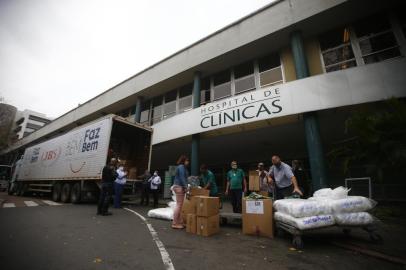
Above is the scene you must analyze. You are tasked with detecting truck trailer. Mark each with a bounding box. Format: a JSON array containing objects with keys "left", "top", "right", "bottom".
[{"left": 9, "top": 114, "right": 152, "bottom": 203}]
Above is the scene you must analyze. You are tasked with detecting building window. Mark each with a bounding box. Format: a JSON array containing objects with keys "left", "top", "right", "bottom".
[
  {"left": 179, "top": 84, "right": 193, "bottom": 112},
  {"left": 213, "top": 70, "right": 231, "bottom": 100},
  {"left": 353, "top": 15, "right": 401, "bottom": 64},
  {"left": 258, "top": 53, "right": 283, "bottom": 87},
  {"left": 163, "top": 90, "right": 177, "bottom": 119},
  {"left": 140, "top": 100, "right": 150, "bottom": 125},
  {"left": 200, "top": 78, "right": 211, "bottom": 105},
  {"left": 319, "top": 27, "right": 356, "bottom": 72},
  {"left": 234, "top": 61, "right": 255, "bottom": 94},
  {"left": 152, "top": 96, "right": 163, "bottom": 124}
]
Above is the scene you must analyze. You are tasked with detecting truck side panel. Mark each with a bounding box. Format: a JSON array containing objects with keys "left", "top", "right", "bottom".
[{"left": 19, "top": 117, "right": 113, "bottom": 181}]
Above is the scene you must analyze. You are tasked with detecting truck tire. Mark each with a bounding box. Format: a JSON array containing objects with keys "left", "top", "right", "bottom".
[
  {"left": 70, "top": 183, "right": 81, "bottom": 204},
  {"left": 52, "top": 183, "right": 62, "bottom": 202},
  {"left": 61, "top": 183, "right": 71, "bottom": 203}
]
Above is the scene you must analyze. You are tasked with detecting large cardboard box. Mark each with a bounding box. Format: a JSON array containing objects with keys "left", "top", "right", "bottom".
[
  {"left": 181, "top": 197, "right": 197, "bottom": 222},
  {"left": 128, "top": 167, "right": 138, "bottom": 179},
  {"left": 190, "top": 187, "right": 210, "bottom": 197},
  {"left": 186, "top": 214, "right": 197, "bottom": 234},
  {"left": 195, "top": 196, "right": 220, "bottom": 217},
  {"left": 242, "top": 198, "right": 273, "bottom": 238},
  {"left": 249, "top": 170, "right": 260, "bottom": 191},
  {"left": 197, "top": 214, "right": 220, "bottom": 237}
]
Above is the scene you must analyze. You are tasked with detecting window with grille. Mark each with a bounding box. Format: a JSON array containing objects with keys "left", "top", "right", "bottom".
[
  {"left": 152, "top": 96, "right": 163, "bottom": 124},
  {"left": 140, "top": 100, "right": 150, "bottom": 125},
  {"left": 319, "top": 27, "right": 357, "bottom": 72},
  {"left": 179, "top": 84, "right": 193, "bottom": 112},
  {"left": 353, "top": 15, "right": 401, "bottom": 64},
  {"left": 258, "top": 53, "right": 283, "bottom": 87},
  {"left": 234, "top": 61, "right": 255, "bottom": 94},
  {"left": 200, "top": 78, "right": 211, "bottom": 105},
  {"left": 213, "top": 70, "right": 231, "bottom": 100},
  {"left": 163, "top": 90, "right": 177, "bottom": 119}
]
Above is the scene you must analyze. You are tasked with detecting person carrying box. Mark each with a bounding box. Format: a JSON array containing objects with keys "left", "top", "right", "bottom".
[{"left": 200, "top": 164, "right": 218, "bottom": 197}]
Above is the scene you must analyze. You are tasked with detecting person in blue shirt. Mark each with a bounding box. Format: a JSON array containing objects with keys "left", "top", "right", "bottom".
[
  {"left": 225, "top": 161, "right": 247, "bottom": 213},
  {"left": 172, "top": 155, "right": 189, "bottom": 229},
  {"left": 200, "top": 164, "right": 218, "bottom": 197}
]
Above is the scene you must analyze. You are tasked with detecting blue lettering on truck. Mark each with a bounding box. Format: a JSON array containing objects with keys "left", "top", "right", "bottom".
[{"left": 82, "top": 127, "right": 100, "bottom": 152}]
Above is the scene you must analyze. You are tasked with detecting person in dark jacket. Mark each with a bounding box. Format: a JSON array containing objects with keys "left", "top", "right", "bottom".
[
  {"left": 172, "top": 155, "right": 189, "bottom": 229},
  {"left": 97, "top": 158, "right": 117, "bottom": 216},
  {"left": 139, "top": 169, "right": 151, "bottom": 206}
]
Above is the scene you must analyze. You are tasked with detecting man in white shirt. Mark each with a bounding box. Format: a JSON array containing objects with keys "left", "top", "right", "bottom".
[{"left": 148, "top": 170, "right": 161, "bottom": 208}]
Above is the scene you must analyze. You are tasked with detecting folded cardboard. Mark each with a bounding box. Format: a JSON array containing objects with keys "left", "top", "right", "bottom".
[
  {"left": 197, "top": 214, "right": 220, "bottom": 237},
  {"left": 195, "top": 196, "right": 220, "bottom": 217},
  {"left": 242, "top": 198, "right": 273, "bottom": 238},
  {"left": 190, "top": 187, "right": 210, "bottom": 197},
  {"left": 249, "top": 170, "right": 260, "bottom": 191},
  {"left": 186, "top": 214, "right": 197, "bottom": 234}
]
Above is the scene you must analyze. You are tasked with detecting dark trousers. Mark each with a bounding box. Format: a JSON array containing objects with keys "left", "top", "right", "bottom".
[
  {"left": 97, "top": 183, "right": 112, "bottom": 214},
  {"left": 150, "top": 189, "right": 159, "bottom": 208},
  {"left": 114, "top": 182, "right": 124, "bottom": 208},
  {"left": 275, "top": 184, "right": 294, "bottom": 200},
  {"left": 140, "top": 183, "right": 150, "bottom": 205},
  {"left": 230, "top": 189, "right": 242, "bottom": 213}
]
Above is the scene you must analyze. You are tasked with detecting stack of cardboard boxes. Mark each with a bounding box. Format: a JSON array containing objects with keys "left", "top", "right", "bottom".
[
  {"left": 182, "top": 187, "right": 220, "bottom": 237},
  {"left": 249, "top": 170, "right": 270, "bottom": 197}
]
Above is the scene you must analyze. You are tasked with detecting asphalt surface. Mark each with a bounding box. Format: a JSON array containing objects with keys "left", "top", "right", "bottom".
[{"left": 0, "top": 193, "right": 404, "bottom": 270}]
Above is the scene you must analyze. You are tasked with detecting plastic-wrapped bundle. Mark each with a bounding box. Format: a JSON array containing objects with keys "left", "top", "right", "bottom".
[
  {"left": 313, "top": 186, "right": 350, "bottom": 199},
  {"left": 187, "top": 176, "right": 200, "bottom": 187},
  {"left": 274, "top": 199, "right": 331, "bottom": 218},
  {"left": 330, "top": 196, "right": 376, "bottom": 213},
  {"left": 334, "top": 212, "right": 374, "bottom": 226},
  {"left": 313, "top": 188, "right": 333, "bottom": 198},
  {"left": 167, "top": 201, "right": 176, "bottom": 209},
  {"left": 274, "top": 212, "right": 335, "bottom": 230},
  {"left": 147, "top": 208, "right": 174, "bottom": 220}
]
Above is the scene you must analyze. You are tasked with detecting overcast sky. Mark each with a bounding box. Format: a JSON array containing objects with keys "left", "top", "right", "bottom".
[{"left": 0, "top": 0, "right": 273, "bottom": 118}]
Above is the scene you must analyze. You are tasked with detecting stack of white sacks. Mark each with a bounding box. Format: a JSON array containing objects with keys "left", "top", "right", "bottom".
[
  {"left": 147, "top": 191, "right": 177, "bottom": 220},
  {"left": 274, "top": 187, "right": 376, "bottom": 230}
]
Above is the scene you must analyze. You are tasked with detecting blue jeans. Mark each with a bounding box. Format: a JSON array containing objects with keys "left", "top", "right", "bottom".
[{"left": 114, "top": 182, "right": 124, "bottom": 208}]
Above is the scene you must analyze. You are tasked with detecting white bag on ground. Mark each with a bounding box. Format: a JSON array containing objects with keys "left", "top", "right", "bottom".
[
  {"left": 147, "top": 208, "right": 174, "bottom": 220},
  {"left": 274, "top": 199, "right": 331, "bottom": 218},
  {"left": 330, "top": 196, "right": 376, "bottom": 213},
  {"left": 274, "top": 212, "right": 335, "bottom": 230},
  {"left": 334, "top": 212, "right": 374, "bottom": 226}
]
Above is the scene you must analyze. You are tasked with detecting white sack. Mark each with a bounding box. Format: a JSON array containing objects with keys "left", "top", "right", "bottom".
[
  {"left": 147, "top": 208, "right": 174, "bottom": 220},
  {"left": 275, "top": 212, "right": 335, "bottom": 230},
  {"left": 330, "top": 196, "right": 376, "bottom": 213},
  {"left": 274, "top": 199, "right": 331, "bottom": 218},
  {"left": 331, "top": 186, "right": 350, "bottom": 199},
  {"left": 167, "top": 201, "right": 176, "bottom": 209},
  {"left": 334, "top": 212, "right": 374, "bottom": 226},
  {"left": 313, "top": 188, "right": 333, "bottom": 198}
]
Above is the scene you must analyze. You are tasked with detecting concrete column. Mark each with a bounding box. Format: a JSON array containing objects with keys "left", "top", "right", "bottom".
[
  {"left": 191, "top": 72, "right": 201, "bottom": 176},
  {"left": 290, "top": 31, "right": 327, "bottom": 190},
  {"left": 134, "top": 97, "right": 143, "bottom": 123}
]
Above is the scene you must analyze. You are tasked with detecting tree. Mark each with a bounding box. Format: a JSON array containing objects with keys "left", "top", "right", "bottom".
[{"left": 328, "top": 98, "right": 406, "bottom": 181}]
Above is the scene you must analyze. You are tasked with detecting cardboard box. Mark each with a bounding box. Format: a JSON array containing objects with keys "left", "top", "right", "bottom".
[
  {"left": 242, "top": 198, "right": 273, "bottom": 238},
  {"left": 197, "top": 214, "right": 220, "bottom": 237},
  {"left": 195, "top": 196, "right": 219, "bottom": 217},
  {"left": 249, "top": 170, "right": 260, "bottom": 191},
  {"left": 128, "top": 167, "right": 138, "bottom": 179},
  {"left": 186, "top": 214, "right": 197, "bottom": 234},
  {"left": 181, "top": 197, "right": 197, "bottom": 221},
  {"left": 190, "top": 187, "right": 210, "bottom": 197}
]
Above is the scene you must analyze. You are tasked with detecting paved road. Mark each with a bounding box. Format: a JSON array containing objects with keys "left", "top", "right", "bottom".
[{"left": 0, "top": 193, "right": 403, "bottom": 270}]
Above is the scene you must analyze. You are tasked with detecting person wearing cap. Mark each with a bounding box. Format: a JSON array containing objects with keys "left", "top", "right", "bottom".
[
  {"left": 225, "top": 161, "right": 247, "bottom": 213},
  {"left": 97, "top": 158, "right": 117, "bottom": 216},
  {"left": 200, "top": 164, "right": 218, "bottom": 197},
  {"left": 257, "top": 162, "right": 271, "bottom": 196},
  {"left": 268, "top": 155, "right": 303, "bottom": 200}
]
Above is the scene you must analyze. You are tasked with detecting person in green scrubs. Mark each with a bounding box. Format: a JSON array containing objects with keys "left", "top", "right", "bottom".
[
  {"left": 200, "top": 164, "right": 218, "bottom": 197},
  {"left": 225, "top": 161, "right": 247, "bottom": 213}
]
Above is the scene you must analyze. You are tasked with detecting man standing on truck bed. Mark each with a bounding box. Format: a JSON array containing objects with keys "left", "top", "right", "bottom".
[{"left": 97, "top": 158, "right": 117, "bottom": 216}]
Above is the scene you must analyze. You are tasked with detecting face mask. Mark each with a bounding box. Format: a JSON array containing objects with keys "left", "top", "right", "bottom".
[{"left": 154, "top": 172, "right": 158, "bottom": 176}]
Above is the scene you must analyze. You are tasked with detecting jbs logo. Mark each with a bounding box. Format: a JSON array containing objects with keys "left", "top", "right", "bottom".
[{"left": 42, "top": 150, "right": 59, "bottom": 161}]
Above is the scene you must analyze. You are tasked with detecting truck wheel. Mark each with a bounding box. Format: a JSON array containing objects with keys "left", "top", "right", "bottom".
[
  {"left": 61, "top": 183, "right": 72, "bottom": 203},
  {"left": 70, "top": 183, "right": 81, "bottom": 204},
  {"left": 52, "top": 183, "right": 62, "bottom": 202}
]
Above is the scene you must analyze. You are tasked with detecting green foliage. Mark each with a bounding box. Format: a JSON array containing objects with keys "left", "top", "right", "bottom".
[{"left": 328, "top": 98, "right": 406, "bottom": 180}]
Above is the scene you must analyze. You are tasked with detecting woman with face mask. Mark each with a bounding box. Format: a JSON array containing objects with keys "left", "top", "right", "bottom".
[
  {"left": 148, "top": 170, "right": 161, "bottom": 208},
  {"left": 114, "top": 164, "right": 127, "bottom": 208}
]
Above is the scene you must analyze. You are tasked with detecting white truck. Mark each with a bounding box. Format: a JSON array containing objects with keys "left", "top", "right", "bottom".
[{"left": 9, "top": 114, "right": 152, "bottom": 203}]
